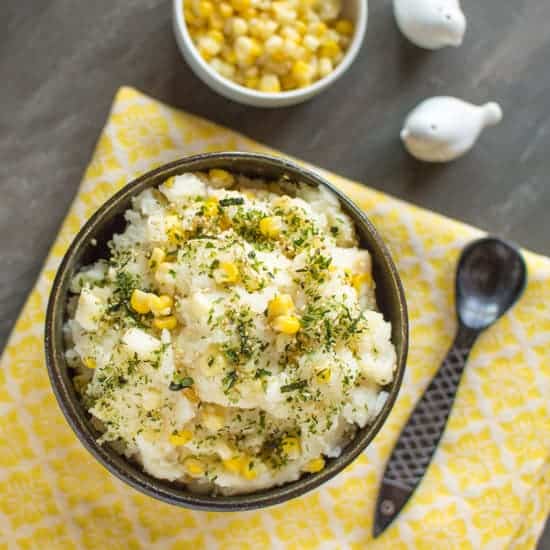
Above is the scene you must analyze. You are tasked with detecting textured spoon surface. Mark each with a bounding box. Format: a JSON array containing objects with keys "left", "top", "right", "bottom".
[{"left": 374, "top": 237, "right": 526, "bottom": 537}]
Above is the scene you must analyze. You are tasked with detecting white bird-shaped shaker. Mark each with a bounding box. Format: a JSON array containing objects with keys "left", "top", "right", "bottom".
[
  {"left": 394, "top": 0, "right": 467, "bottom": 49},
  {"left": 401, "top": 97, "right": 503, "bottom": 162}
]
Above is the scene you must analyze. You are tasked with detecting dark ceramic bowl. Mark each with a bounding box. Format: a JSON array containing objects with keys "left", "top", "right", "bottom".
[{"left": 45, "top": 152, "right": 408, "bottom": 511}]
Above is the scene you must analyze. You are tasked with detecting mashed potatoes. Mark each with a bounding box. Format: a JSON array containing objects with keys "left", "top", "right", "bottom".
[{"left": 65, "top": 170, "right": 396, "bottom": 494}]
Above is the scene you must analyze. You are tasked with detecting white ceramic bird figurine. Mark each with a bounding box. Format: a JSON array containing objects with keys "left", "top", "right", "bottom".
[
  {"left": 393, "top": 0, "right": 467, "bottom": 49},
  {"left": 401, "top": 97, "right": 503, "bottom": 162}
]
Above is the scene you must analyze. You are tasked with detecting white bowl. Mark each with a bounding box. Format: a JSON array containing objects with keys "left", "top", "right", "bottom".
[{"left": 173, "top": 0, "right": 368, "bottom": 108}]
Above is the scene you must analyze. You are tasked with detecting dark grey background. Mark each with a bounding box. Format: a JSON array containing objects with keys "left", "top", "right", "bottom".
[{"left": 1, "top": 0, "right": 548, "bottom": 546}]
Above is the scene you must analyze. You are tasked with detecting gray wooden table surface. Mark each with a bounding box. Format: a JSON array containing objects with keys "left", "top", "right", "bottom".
[{"left": 1, "top": 0, "right": 549, "bottom": 547}]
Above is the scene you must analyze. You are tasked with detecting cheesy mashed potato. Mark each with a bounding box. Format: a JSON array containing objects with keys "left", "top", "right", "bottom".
[{"left": 65, "top": 170, "right": 396, "bottom": 494}]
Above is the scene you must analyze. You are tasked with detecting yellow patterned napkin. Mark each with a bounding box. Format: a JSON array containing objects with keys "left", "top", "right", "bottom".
[{"left": 1, "top": 87, "right": 549, "bottom": 550}]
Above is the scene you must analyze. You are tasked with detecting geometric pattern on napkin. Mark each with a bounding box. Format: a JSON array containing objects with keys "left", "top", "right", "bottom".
[{"left": 0, "top": 87, "right": 548, "bottom": 549}]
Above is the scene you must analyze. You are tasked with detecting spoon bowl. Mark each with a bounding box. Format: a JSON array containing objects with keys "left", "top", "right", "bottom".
[{"left": 456, "top": 237, "right": 527, "bottom": 331}]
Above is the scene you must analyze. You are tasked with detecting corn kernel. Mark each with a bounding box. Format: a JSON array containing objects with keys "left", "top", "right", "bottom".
[
  {"left": 83, "top": 357, "right": 96, "bottom": 369},
  {"left": 268, "top": 294, "right": 295, "bottom": 318},
  {"left": 203, "top": 197, "right": 220, "bottom": 216},
  {"left": 184, "top": 8, "right": 200, "bottom": 27},
  {"left": 219, "top": 2, "right": 233, "bottom": 18},
  {"left": 272, "top": 315, "right": 301, "bottom": 335},
  {"left": 280, "top": 73, "right": 297, "bottom": 90},
  {"left": 265, "top": 34, "right": 284, "bottom": 55},
  {"left": 164, "top": 176, "right": 175, "bottom": 188},
  {"left": 207, "top": 29, "right": 224, "bottom": 43},
  {"left": 231, "top": 0, "right": 250, "bottom": 11},
  {"left": 291, "top": 60, "right": 315, "bottom": 83},
  {"left": 209, "top": 168, "right": 235, "bottom": 187},
  {"left": 228, "top": 16, "right": 248, "bottom": 36},
  {"left": 335, "top": 19, "right": 354, "bottom": 35},
  {"left": 281, "top": 436, "right": 300, "bottom": 458},
  {"left": 223, "top": 455, "right": 257, "bottom": 478},
  {"left": 184, "top": 457, "right": 205, "bottom": 477},
  {"left": 303, "top": 34, "right": 320, "bottom": 51},
  {"left": 318, "top": 56, "right": 333, "bottom": 78},
  {"left": 316, "top": 368, "right": 331, "bottom": 383},
  {"left": 242, "top": 461, "right": 258, "bottom": 479},
  {"left": 198, "top": 35, "right": 222, "bottom": 58},
  {"left": 149, "top": 247, "right": 166, "bottom": 269},
  {"left": 153, "top": 316, "right": 178, "bottom": 330},
  {"left": 208, "top": 12, "right": 225, "bottom": 30},
  {"left": 281, "top": 26, "right": 301, "bottom": 43},
  {"left": 262, "top": 20, "right": 279, "bottom": 38},
  {"left": 310, "top": 22, "right": 327, "bottom": 36},
  {"left": 352, "top": 272, "right": 372, "bottom": 293},
  {"left": 272, "top": 2, "right": 297, "bottom": 24},
  {"left": 259, "top": 215, "right": 283, "bottom": 238},
  {"left": 223, "top": 456, "right": 243, "bottom": 474},
  {"left": 215, "top": 261, "right": 239, "bottom": 285},
  {"left": 170, "top": 430, "right": 193, "bottom": 446},
  {"left": 259, "top": 73, "right": 281, "bottom": 93},
  {"left": 130, "top": 289, "right": 152, "bottom": 314},
  {"left": 244, "top": 65, "right": 259, "bottom": 78},
  {"left": 303, "top": 457, "right": 325, "bottom": 473},
  {"left": 221, "top": 46, "right": 238, "bottom": 64},
  {"left": 196, "top": 1, "right": 214, "bottom": 18},
  {"left": 293, "top": 20, "right": 307, "bottom": 35},
  {"left": 149, "top": 294, "right": 173, "bottom": 317},
  {"left": 245, "top": 76, "right": 260, "bottom": 88},
  {"left": 319, "top": 40, "right": 341, "bottom": 60}
]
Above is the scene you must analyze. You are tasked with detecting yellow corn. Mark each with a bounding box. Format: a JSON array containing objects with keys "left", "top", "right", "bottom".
[
  {"left": 268, "top": 294, "right": 295, "bottom": 318},
  {"left": 219, "top": 2, "right": 233, "bottom": 18},
  {"left": 242, "top": 461, "right": 258, "bottom": 479},
  {"left": 184, "top": 458, "right": 205, "bottom": 477},
  {"left": 352, "top": 272, "right": 372, "bottom": 293},
  {"left": 223, "top": 456, "right": 243, "bottom": 474},
  {"left": 207, "top": 29, "right": 224, "bottom": 43},
  {"left": 130, "top": 289, "right": 152, "bottom": 314},
  {"left": 316, "top": 368, "right": 331, "bottom": 383},
  {"left": 259, "top": 74, "right": 281, "bottom": 93},
  {"left": 302, "top": 457, "right": 325, "bottom": 473},
  {"left": 223, "top": 455, "right": 257, "bottom": 479},
  {"left": 281, "top": 436, "right": 300, "bottom": 458},
  {"left": 291, "top": 60, "right": 314, "bottom": 83},
  {"left": 231, "top": 0, "right": 250, "bottom": 11},
  {"left": 203, "top": 197, "right": 219, "bottom": 216},
  {"left": 311, "top": 22, "right": 327, "bottom": 36},
  {"left": 153, "top": 316, "right": 178, "bottom": 330},
  {"left": 216, "top": 261, "right": 239, "bottom": 284},
  {"left": 83, "top": 357, "right": 96, "bottom": 369},
  {"left": 259, "top": 216, "right": 283, "bottom": 238},
  {"left": 166, "top": 217, "right": 185, "bottom": 244},
  {"left": 184, "top": 0, "right": 352, "bottom": 93},
  {"left": 319, "top": 40, "right": 341, "bottom": 60},
  {"left": 149, "top": 294, "right": 173, "bottom": 317},
  {"left": 208, "top": 168, "right": 235, "bottom": 187},
  {"left": 272, "top": 315, "right": 301, "bottom": 335},
  {"left": 169, "top": 430, "right": 193, "bottom": 446},
  {"left": 335, "top": 19, "right": 354, "bottom": 35},
  {"left": 149, "top": 247, "right": 166, "bottom": 269},
  {"left": 196, "top": 1, "right": 214, "bottom": 18}
]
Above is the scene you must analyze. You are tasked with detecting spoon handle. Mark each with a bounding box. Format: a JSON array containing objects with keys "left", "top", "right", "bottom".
[{"left": 374, "top": 325, "right": 479, "bottom": 536}]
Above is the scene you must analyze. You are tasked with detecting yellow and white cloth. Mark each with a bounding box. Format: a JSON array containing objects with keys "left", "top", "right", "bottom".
[{"left": 1, "top": 87, "right": 549, "bottom": 549}]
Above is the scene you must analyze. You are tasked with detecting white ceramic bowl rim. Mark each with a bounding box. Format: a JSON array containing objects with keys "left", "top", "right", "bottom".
[{"left": 173, "top": 0, "right": 368, "bottom": 102}]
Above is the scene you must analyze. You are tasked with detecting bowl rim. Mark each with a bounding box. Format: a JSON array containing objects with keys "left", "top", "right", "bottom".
[
  {"left": 45, "top": 152, "right": 408, "bottom": 511},
  {"left": 172, "top": 0, "right": 368, "bottom": 105}
]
